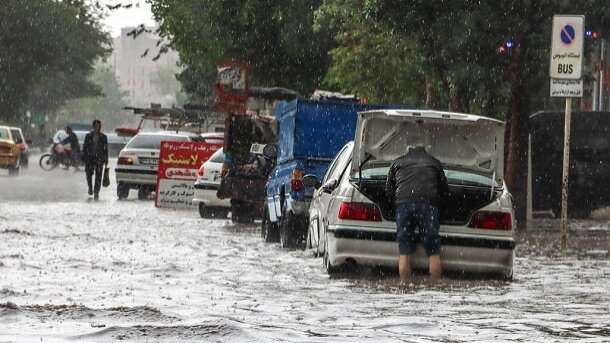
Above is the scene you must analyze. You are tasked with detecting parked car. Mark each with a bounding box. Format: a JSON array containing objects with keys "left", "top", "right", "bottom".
[
  {"left": 305, "top": 110, "right": 515, "bottom": 279},
  {"left": 193, "top": 148, "right": 231, "bottom": 218},
  {"left": 106, "top": 133, "right": 129, "bottom": 157},
  {"left": 115, "top": 131, "right": 207, "bottom": 200},
  {"left": 0, "top": 125, "right": 21, "bottom": 176},
  {"left": 8, "top": 127, "right": 29, "bottom": 167},
  {"left": 263, "top": 99, "right": 394, "bottom": 248}
]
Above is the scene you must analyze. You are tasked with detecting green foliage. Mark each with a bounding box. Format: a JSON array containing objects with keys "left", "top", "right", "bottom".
[
  {"left": 147, "top": 0, "right": 334, "bottom": 101},
  {"left": 314, "top": 0, "right": 426, "bottom": 104},
  {"left": 0, "top": 0, "right": 109, "bottom": 124},
  {"left": 54, "top": 66, "right": 134, "bottom": 130}
]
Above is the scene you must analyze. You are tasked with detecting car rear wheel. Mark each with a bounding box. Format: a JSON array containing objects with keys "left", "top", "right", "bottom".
[
  {"left": 137, "top": 187, "right": 150, "bottom": 200},
  {"left": 8, "top": 165, "right": 19, "bottom": 176},
  {"left": 117, "top": 183, "right": 129, "bottom": 200},
  {"left": 261, "top": 206, "right": 279, "bottom": 243}
]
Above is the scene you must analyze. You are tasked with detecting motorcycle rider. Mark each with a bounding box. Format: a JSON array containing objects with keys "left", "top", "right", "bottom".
[{"left": 61, "top": 126, "right": 80, "bottom": 171}]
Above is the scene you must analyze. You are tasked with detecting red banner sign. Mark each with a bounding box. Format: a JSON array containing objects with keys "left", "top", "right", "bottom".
[{"left": 155, "top": 140, "right": 222, "bottom": 208}]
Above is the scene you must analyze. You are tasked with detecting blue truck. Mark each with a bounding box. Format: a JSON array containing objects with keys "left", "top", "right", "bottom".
[{"left": 261, "top": 99, "right": 389, "bottom": 247}]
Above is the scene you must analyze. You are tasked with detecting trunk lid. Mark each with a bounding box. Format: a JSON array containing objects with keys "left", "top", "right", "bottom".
[{"left": 351, "top": 110, "right": 505, "bottom": 183}]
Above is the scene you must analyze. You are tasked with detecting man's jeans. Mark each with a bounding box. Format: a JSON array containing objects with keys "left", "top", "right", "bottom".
[
  {"left": 85, "top": 163, "right": 103, "bottom": 195},
  {"left": 395, "top": 202, "right": 441, "bottom": 256}
]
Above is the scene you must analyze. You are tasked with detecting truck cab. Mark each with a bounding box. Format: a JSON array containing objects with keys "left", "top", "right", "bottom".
[{"left": 217, "top": 87, "right": 299, "bottom": 224}]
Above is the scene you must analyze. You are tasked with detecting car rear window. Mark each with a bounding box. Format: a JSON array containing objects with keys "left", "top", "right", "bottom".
[
  {"left": 209, "top": 149, "right": 225, "bottom": 163},
  {"left": 10, "top": 129, "right": 22, "bottom": 143},
  {"left": 127, "top": 134, "right": 189, "bottom": 149}
]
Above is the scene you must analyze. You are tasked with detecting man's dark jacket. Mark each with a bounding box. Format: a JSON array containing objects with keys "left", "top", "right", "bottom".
[
  {"left": 386, "top": 147, "right": 450, "bottom": 206},
  {"left": 82, "top": 132, "right": 108, "bottom": 165}
]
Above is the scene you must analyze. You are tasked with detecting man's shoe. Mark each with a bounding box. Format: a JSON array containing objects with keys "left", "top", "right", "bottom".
[
  {"left": 88, "top": 188, "right": 93, "bottom": 196},
  {"left": 94, "top": 194, "right": 99, "bottom": 201}
]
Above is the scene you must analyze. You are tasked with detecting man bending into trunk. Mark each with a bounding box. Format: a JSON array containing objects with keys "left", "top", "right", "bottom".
[{"left": 386, "top": 146, "right": 449, "bottom": 282}]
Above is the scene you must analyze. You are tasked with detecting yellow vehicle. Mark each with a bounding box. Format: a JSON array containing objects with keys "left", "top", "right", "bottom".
[{"left": 0, "top": 125, "right": 21, "bottom": 176}]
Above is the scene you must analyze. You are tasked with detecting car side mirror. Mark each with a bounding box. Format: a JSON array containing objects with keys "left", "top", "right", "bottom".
[
  {"left": 321, "top": 178, "right": 338, "bottom": 193},
  {"left": 302, "top": 174, "right": 321, "bottom": 189},
  {"left": 262, "top": 143, "right": 277, "bottom": 159}
]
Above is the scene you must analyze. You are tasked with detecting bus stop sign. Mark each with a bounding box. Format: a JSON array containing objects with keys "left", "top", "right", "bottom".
[{"left": 550, "top": 15, "right": 584, "bottom": 80}]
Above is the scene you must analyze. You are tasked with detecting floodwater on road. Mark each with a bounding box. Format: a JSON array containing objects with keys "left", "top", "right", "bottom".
[{"left": 0, "top": 159, "right": 609, "bottom": 342}]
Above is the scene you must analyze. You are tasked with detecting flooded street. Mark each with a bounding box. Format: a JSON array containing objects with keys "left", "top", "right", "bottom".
[{"left": 1, "top": 159, "right": 609, "bottom": 342}]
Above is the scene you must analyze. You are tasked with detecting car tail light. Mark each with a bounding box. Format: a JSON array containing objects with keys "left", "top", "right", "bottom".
[
  {"left": 118, "top": 157, "right": 133, "bottom": 165},
  {"left": 291, "top": 169, "right": 304, "bottom": 192},
  {"left": 468, "top": 211, "right": 513, "bottom": 231},
  {"left": 338, "top": 202, "right": 382, "bottom": 222},
  {"left": 197, "top": 165, "right": 205, "bottom": 177}
]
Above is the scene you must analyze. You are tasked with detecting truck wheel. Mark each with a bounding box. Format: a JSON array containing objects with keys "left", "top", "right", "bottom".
[
  {"left": 261, "top": 206, "right": 279, "bottom": 242},
  {"left": 280, "top": 207, "right": 304, "bottom": 249},
  {"left": 117, "top": 183, "right": 129, "bottom": 200},
  {"left": 231, "top": 202, "right": 254, "bottom": 224}
]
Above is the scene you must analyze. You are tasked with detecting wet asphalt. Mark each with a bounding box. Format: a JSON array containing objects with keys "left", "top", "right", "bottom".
[{"left": 0, "top": 156, "right": 609, "bottom": 342}]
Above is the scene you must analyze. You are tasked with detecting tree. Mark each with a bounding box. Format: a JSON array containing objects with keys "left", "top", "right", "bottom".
[
  {"left": 147, "top": 0, "right": 335, "bottom": 101},
  {"left": 54, "top": 66, "right": 135, "bottom": 130},
  {"left": 0, "top": 0, "right": 109, "bottom": 125},
  {"left": 314, "top": 0, "right": 427, "bottom": 105},
  {"left": 364, "top": 0, "right": 610, "bottom": 228}
]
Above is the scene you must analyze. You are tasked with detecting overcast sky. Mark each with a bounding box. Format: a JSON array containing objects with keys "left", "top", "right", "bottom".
[{"left": 101, "top": 1, "right": 156, "bottom": 37}]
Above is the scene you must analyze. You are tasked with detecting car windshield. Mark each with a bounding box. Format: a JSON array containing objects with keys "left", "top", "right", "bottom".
[
  {"left": 209, "top": 149, "right": 225, "bottom": 163},
  {"left": 352, "top": 165, "right": 500, "bottom": 188},
  {"left": 0, "top": 128, "right": 10, "bottom": 140},
  {"left": 127, "top": 134, "right": 189, "bottom": 149}
]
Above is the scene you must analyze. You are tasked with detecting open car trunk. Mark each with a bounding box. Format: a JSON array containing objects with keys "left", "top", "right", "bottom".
[{"left": 355, "top": 180, "right": 498, "bottom": 225}]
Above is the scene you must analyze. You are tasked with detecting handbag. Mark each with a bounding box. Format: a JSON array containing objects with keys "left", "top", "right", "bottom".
[{"left": 102, "top": 166, "right": 110, "bottom": 187}]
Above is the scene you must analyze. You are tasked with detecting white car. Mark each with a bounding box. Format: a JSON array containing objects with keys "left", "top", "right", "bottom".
[
  {"left": 305, "top": 110, "right": 516, "bottom": 279},
  {"left": 193, "top": 148, "right": 230, "bottom": 218},
  {"left": 116, "top": 131, "right": 205, "bottom": 200}
]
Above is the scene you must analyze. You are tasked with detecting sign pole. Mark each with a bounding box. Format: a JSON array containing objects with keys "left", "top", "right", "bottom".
[{"left": 560, "top": 98, "right": 571, "bottom": 250}]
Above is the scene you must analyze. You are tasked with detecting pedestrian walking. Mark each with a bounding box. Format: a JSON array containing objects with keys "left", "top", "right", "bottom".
[
  {"left": 386, "top": 146, "right": 449, "bottom": 282},
  {"left": 82, "top": 120, "right": 108, "bottom": 200},
  {"left": 60, "top": 126, "right": 81, "bottom": 171}
]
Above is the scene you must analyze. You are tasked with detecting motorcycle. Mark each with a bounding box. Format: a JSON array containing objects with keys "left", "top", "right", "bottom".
[{"left": 39, "top": 143, "right": 77, "bottom": 171}]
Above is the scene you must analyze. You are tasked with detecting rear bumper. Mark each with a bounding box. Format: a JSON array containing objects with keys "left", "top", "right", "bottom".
[
  {"left": 326, "top": 225, "right": 515, "bottom": 277},
  {"left": 0, "top": 154, "right": 19, "bottom": 167},
  {"left": 115, "top": 168, "right": 157, "bottom": 186},
  {"left": 193, "top": 183, "right": 230, "bottom": 208}
]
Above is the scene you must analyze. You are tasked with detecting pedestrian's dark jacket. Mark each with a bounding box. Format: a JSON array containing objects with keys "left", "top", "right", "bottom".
[
  {"left": 61, "top": 132, "right": 80, "bottom": 152},
  {"left": 386, "top": 147, "right": 450, "bottom": 206},
  {"left": 82, "top": 132, "right": 108, "bottom": 165}
]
